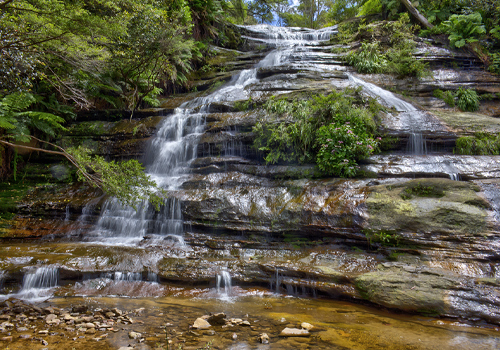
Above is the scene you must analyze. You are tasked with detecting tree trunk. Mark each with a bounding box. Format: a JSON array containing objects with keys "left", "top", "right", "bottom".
[{"left": 399, "top": 0, "right": 433, "bottom": 29}]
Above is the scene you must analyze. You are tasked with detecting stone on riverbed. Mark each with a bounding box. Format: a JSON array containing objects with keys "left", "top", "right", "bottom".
[
  {"left": 192, "top": 318, "right": 211, "bottom": 329},
  {"left": 280, "top": 327, "right": 310, "bottom": 337}
]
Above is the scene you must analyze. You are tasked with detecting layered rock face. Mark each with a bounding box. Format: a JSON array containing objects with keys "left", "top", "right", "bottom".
[{"left": 2, "top": 24, "right": 500, "bottom": 325}]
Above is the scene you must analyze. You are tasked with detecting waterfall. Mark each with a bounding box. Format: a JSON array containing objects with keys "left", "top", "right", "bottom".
[
  {"left": 87, "top": 25, "right": 337, "bottom": 246},
  {"left": 348, "top": 74, "right": 427, "bottom": 155},
  {"left": 22, "top": 267, "right": 59, "bottom": 290},
  {"left": 216, "top": 269, "right": 232, "bottom": 296}
]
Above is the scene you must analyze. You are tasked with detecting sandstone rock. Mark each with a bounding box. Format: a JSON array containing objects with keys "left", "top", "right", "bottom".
[
  {"left": 280, "top": 327, "right": 310, "bottom": 337},
  {"left": 193, "top": 318, "right": 211, "bottom": 329},
  {"left": 128, "top": 331, "right": 141, "bottom": 339},
  {"left": 301, "top": 322, "right": 314, "bottom": 331},
  {"left": 259, "top": 333, "right": 270, "bottom": 344}
]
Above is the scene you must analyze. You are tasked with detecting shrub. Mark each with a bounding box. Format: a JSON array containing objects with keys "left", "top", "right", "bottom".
[
  {"left": 441, "top": 12, "right": 486, "bottom": 48},
  {"left": 455, "top": 133, "right": 500, "bottom": 155},
  {"left": 254, "top": 91, "right": 381, "bottom": 177},
  {"left": 456, "top": 88, "right": 480, "bottom": 112},
  {"left": 489, "top": 52, "right": 500, "bottom": 74},
  {"left": 433, "top": 89, "right": 455, "bottom": 107},
  {"left": 316, "top": 123, "right": 379, "bottom": 177},
  {"left": 347, "top": 42, "right": 387, "bottom": 74}
]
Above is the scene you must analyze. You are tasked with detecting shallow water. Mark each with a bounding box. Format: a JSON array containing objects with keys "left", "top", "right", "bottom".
[{"left": 44, "top": 295, "right": 500, "bottom": 350}]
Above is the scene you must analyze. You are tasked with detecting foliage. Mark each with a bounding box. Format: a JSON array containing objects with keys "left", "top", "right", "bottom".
[
  {"left": 0, "top": 92, "right": 66, "bottom": 142},
  {"left": 456, "top": 88, "right": 480, "bottom": 112},
  {"left": 433, "top": 89, "right": 456, "bottom": 107},
  {"left": 316, "top": 123, "right": 378, "bottom": 177},
  {"left": 489, "top": 52, "right": 500, "bottom": 74},
  {"left": 345, "top": 15, "right": 427, "bottom": 78},
  {"left": 347, "top": 42, "right": 387, "bottom": 73},
  {"left": 253, "top": 91, "right": 380, "bottom": 177},
  {"left": 455, "top": 133, "right": 500, "bottom": 155},
  {"left": 68, "top": 147, "right": 165, "bottom": 209},
  {"left": 441, "top": 12, "right": 487, "bottom": 48}
]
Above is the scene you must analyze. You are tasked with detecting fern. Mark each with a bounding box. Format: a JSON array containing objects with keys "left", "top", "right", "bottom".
[
  {"left": 441, "top": 13, "right": 486, "bottom": 48},
  {"left": 0, "top": 92, "right": 66, "bottom": 141}
]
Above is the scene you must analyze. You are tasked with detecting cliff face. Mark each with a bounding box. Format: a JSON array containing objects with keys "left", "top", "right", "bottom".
[{"left": 1, "top": 23, "right": 500, "bottom": 325}]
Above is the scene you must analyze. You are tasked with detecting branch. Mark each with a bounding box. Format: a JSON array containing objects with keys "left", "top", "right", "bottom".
[
  {"left": 0, "top": 137, "right": 102, "bottom": 188},
  {"left": 399, "top": 0, "right": 433, "bottom": 30}
]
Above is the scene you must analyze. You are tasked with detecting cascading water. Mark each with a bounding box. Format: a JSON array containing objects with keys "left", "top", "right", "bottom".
[
  {"left": 12, "top": 267, "right": 60, "bottom": 301},
  {"left": 216, "top": 269, "right": 232, "bottom": 297},
  {"left": 89, "top": 25, "right": 339, "bottom": 247},
  {"left": 347, "top": 74, "right": 427, "bottom": 155}
]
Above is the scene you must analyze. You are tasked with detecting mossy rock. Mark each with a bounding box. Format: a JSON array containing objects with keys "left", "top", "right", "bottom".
[{"left": 367, "top": 178, "right": 488, "bottom": 235}]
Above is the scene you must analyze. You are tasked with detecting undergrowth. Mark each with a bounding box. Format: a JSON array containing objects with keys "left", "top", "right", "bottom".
[
  {"left": 455, "top": 133, "right": 500, "bottom": 155},
  {"left": 253, "top": 90, "right": 382, "bottom": 177}
]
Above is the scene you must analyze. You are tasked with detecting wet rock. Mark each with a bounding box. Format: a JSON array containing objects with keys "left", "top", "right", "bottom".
[
  {"left": 128, "top": 331, "right": 141, "bottom": 339},
  {"left": 301, "top": 322, "right": 315, "bottom": 331},
  {"left": 259, "top": 333, "right": 270, "bottom": 344},
  {"left": 207, "top": 312, "right": 226, "bottom": 326},
  {"left": 38, "top": 330, "right": 49, "bottom": 335},
  {"left": 16, "top": 327, "right": 28, "bottom": 332},
  {"left": 193, "top": 318, "right": 211, "bottom": 329},
  {"left": 45, "top": 314, "right": 60, "bottom": 325},
  {"left": 19, "top": 334, "right": 31, "bottom": 339},
  {"left": 86, "top": 328, "right": 96, "bottom": 334},
  {"left": 118, "top": 347, "right": 134, "bottom": 350},
  {"left": 1, "top": 336, "right": 13, "bottom": 341},
  {"left": 41, "top": 339, "right": 49, "bottom": 346},
  {"left": 63, "top": 313, "right": 75, "bottom": 321},
  {"left": 280, "top": 327, "right": 310, "bottom": 337},
  {"left": 1, "top": 322, "right": 13, "bottom": 329},
  {"left": 85, "top": 322, "right": 95, "bottom": 328},
  {"left": 355, "top": 263, "right": 500, "bottom": 324},
  {"left": 72, "top": 305, "right": 88, "bottom": 313},
  {"left": 112, "top": 308, "right": 123, "bottom": 316},
  {"left": 105, "top": 312, "right": 115, "bottom": 318},
  {"left": 232, "top": 333, "right": 238, "bottom": 340}
]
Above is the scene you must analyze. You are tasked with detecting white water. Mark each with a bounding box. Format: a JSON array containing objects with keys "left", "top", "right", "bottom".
[
  {"left": 0, "top": 267, "right": 61, "bottom": 302},
  {"left": 347, "top": 74, "right": 428, "bottom": 155},
  {"left": 216, "top": 269, "right": 232, "bottom": 297},
  {"left": 88, "top": 25, "right": 337, "bottom": 247}
]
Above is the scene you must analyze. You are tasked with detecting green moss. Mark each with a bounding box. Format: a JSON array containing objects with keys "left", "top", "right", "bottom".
[{"left": 401, "top": 182, "right": 445, "bottom": 200}]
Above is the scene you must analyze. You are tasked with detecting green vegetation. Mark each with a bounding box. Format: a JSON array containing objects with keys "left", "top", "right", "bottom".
[
  {"left": 441, "top": 12, "right": 487, "bottom": 49},
  {"left": 433, "top": 89, "right": 456, "bottom": 107},
  {"left": 253, "top": 90, "right": 381, "bottom": 177},
  {"left": 344, "top": 14, "right": 428, "bottom": 78},
  {"left": 433, "top": 88, "right": 480, "bottom": 111},
  {"left": 456, "top": 88, "right": 480, "bottom": 112},
  {"left": 364, "top": 229, "right": 400, "bottom": 247},
  {"left": 455, "top": 133, "right": 500, "bottom": 155}
]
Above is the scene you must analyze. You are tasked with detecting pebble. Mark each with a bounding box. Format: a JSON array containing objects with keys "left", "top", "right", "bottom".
[
  {"left": 259, "top": 333, "right": 270, "bottom": 344},
  {"left": 128, "top": 331, "right": 141, "bottom": 339},
  {"left": 1, "top": 336, "right": 13, "bottom": 341},
  {"left": 232, "top": 333, "right": 238, "bottom": 340},
  {"left": 301, "top": 322, "right": 315, "bottom": 331},
  {"left": 86, "top": 328, "right": 96, "bottom": 334},
  {"left": 280, "top": 327, "right": 310, "bottom": 337},
  {"left": 192, "top": 318, "right": 211, "bottom": 329},
  {"left": 19, "top": 334, "right": 31, "bottom": 339}
]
